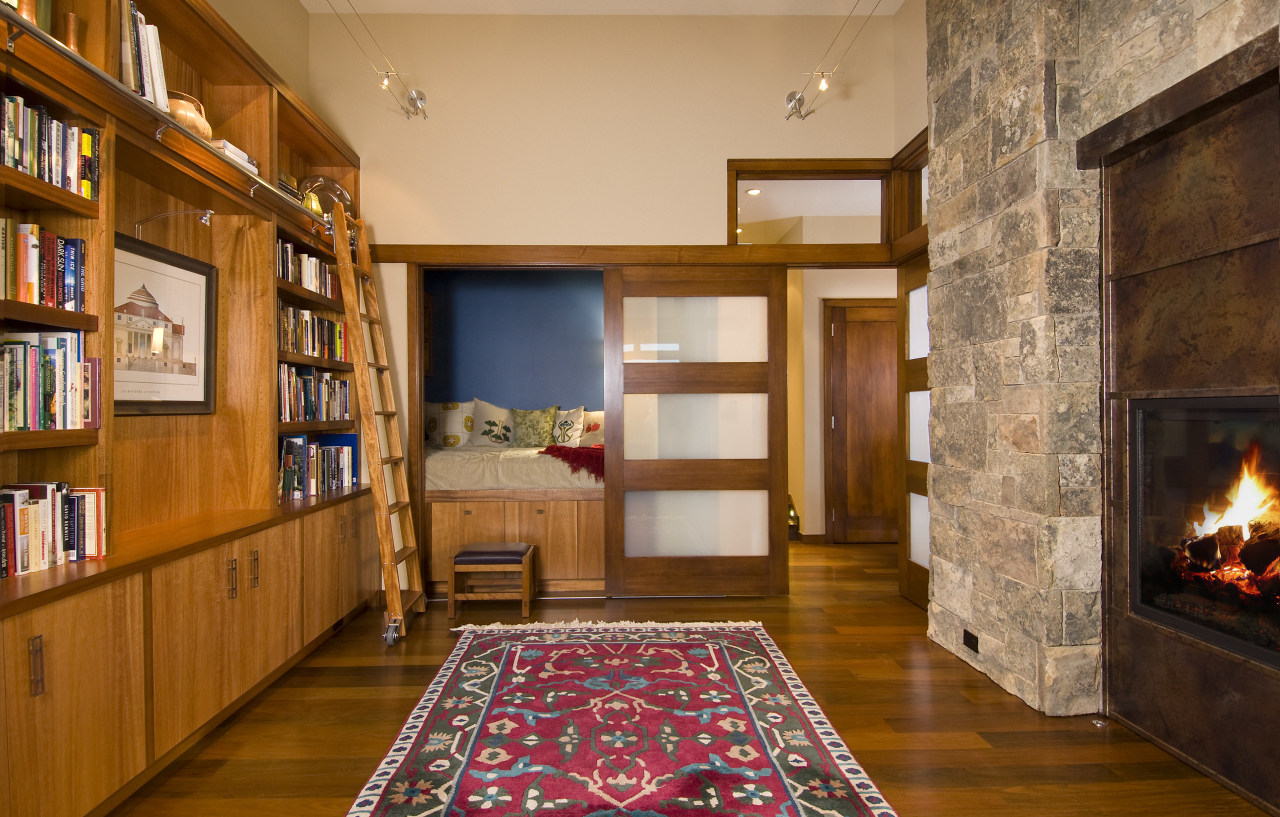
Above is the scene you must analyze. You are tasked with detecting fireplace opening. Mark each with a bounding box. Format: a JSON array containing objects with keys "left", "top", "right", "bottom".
[{"left": 1131, "top": 396, "right": 1280, "bottom": 668}]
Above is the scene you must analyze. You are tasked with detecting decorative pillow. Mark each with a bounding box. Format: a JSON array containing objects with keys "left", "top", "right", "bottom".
[
  {"left": 579, "top": 410, "right": 604, "bottom": 446},
  {"left": 511, "top": 405, "right": 558, "bottom": 448},
  {"left": 471, "top": 398, "right": 513, "bottom": 447},
  {"left": 425, "top": 400, "right": 474, "bottom": 448},
  {"left": 551, "top": 406, "right": 585, "bottom": 446}
]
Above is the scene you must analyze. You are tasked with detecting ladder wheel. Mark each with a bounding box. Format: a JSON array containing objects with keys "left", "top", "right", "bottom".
[{"left": 384, "top": 624, "right": 400, "bottom": 647}]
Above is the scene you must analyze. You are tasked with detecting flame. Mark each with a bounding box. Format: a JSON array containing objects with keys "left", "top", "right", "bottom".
[{"left": 1192, "top": 448, "right": 1276, "bottom": 542}]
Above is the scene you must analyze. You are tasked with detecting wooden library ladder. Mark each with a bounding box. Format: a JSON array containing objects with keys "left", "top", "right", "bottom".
[{"left": 332, "top": 203, "right": 426, "bottom": 646}]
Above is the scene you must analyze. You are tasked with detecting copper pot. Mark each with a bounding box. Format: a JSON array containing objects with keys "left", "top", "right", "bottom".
[{"left": 167, "top": 92, "right": 212, "bottom": 141}]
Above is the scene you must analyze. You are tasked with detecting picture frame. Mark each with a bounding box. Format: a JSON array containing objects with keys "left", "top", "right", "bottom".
[{"left": 112, "top": 233, "right": 217, "bottom": 415}]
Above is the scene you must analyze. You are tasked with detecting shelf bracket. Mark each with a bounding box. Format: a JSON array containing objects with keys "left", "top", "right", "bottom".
[
  {"left": 7, "top": 24, "right": 24, "bottom": 53},
  {"left": 249, "top": 183, "right": 260, "bottom": 197},
  {"left": 155, "top": 124, "right": 170, "bottom": 141}
]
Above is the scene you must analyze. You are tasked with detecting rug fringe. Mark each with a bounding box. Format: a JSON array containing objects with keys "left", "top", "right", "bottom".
[{"left": 452, "top": 619, "right": 764, "bottom": 633}]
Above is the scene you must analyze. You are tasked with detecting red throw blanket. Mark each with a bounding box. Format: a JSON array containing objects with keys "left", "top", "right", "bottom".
[{"left": 539, "top": 444, "right": 604, "bottom": 481}]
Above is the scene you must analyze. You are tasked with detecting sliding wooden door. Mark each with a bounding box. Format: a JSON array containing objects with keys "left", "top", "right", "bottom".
[{"left": 604, "top": 266, "right": 788, "bottom": 597}]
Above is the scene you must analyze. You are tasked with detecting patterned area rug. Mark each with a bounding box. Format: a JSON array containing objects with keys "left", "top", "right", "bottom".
[{"left": 347, "top": 621, "right": 897, "bottom": 817}]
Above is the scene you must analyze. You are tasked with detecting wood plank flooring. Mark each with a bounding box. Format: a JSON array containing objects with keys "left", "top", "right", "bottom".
[{"left": 107, "top": 542, "right": 1270, "bottom": 816}]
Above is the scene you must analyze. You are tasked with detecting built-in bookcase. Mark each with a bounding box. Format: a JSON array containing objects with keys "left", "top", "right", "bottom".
[{"left": 0, "top": 6, "right": 371, "bottom": 816}]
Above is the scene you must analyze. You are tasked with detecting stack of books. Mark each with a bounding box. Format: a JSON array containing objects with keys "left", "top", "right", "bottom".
[
  {"left": 210, "top": 138, "right": 258, "bottom": 175},
  {"left": 2, "top": 95, "right": 100, "bottom": 200},
  {"left": 0, "top": 484, "right": 106, "bottom": 578},
  {"left": 0, "top": 221, "right": 87, "bottom": 311},
  {"left": 120, "top": 1, "right": 169, "bottom": 113},
  {"left": 0, "top": 331, "right": 101, "bottom": 432},
  {"left": 278, "top": 433, "right": 359, "bottom": 502}
]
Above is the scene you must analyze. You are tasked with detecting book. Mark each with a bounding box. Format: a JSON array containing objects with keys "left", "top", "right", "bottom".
[
  {"left": 71, "top": 487, "right": 104, "bottom": 559},
  {"left": 82, "top": 357, "right": 100, "bottom": 428},
  {"left": 144, "top": 25, "right": 169, "bottom": 113},
  {"left": 119, "top": 1, "right": 138, "bottom": 92},
  {"left": 0, "top": 489, "right": 30, "bottom": 575},
  {"left": 317, "top": 432, "right": 360, "bottom": 488},
  {"left": 135, "top": 8, "right": 154, "bottom": 104}
]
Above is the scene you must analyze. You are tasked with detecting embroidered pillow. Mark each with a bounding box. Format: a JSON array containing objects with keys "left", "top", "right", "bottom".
[
  {"left": 579, "top": 410, "right": 605, "bottom": 446},
  {"left": 425, "top": 400, "right": 474, "bottom": 448},
  {"left": 471, "top": 398, "right": 513, "bottom": 447},
  {"left": 551, "top": 406, "right": 585, "bottom": 446},
  {"left": 511, "top": 405, "right": 558, "bottom": 448}
]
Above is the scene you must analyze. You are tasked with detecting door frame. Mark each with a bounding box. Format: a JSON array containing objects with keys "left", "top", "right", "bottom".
[{"left": 822, "top": 298, "right": 899, "bottom": 544}]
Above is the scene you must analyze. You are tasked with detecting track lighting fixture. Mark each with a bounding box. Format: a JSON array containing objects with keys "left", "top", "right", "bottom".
[
  {"left": 133, "top": 208, "right": 214, "bottom": 239},
  {"left": 324, "top": 0, "right": 428, "bottom": 121},
  {"left": 785, "top": 0, "right": 884, "bottom": 121}
]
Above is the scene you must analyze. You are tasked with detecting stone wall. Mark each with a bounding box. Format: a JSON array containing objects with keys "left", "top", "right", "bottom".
[{"left": 923, "top": 0, "right": 1276, "bottom": 715}]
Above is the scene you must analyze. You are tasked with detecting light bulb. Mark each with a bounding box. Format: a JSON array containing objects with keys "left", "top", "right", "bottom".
[
  {"left": 380, "top": 74, "right": 390, "bottom": 90},
  {"left": 818, "top": 75, "right": 829, "bottom": 92}
]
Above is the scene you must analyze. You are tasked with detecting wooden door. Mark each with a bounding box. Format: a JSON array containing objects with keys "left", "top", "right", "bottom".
[
  {"left": 352, "top": 495, "right": 381, "bottom": 609},
  {"left": 825, "top": 300, "right": 898, "bottom": 543},
  {"left": 898, "top": 258, "right": 930, "bottom": 607},
  {"left": 605, "top": 265, "right": 788, "bottom": 596},
  {"left": 3, "top": 576, "right": 146, "bottom": 817},
  {"left": 151, "top": 543, "right": 241, "bottom": 757},
  {"left": 241, "top": 522, "right": 301, "bottom": 681}
]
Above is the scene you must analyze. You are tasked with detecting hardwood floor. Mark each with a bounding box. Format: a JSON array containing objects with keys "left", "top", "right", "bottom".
[{"left": 108, "top": 542, "right": 1269, "bottom": 816}]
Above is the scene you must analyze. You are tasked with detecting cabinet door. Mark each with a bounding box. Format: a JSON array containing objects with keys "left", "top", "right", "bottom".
[
  {"left": 510, "top": 501, "right": 579, "bottom": 581},
  {"left": 151, "top": 543, "right": 241, "bottom": 757},
  {"left": 240, "top": 522, "right": 301, "bottom": 684},
  {"left": 302, "top": 505, "right": 343, "bottom": 643},
  {"left": 577, "top": 501, "right": 605, "bottom": 580},
  {"left": 346, "top": 497, "right": 380, "bottom": 615},
  {"left": 3, "top": 575, "right": 146, "bottom": 817},
  {"left": 428, "top": 502, "right": 507, "bottom": 581}
]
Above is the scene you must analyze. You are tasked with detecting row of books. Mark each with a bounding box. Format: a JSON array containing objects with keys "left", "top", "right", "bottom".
[
  {"left": 279, "top": 364, "right": 350, "bottom": 424},
  {"left": 1, "top": 332, "right": 100, "bottom": 432},
  {"left": 120, "top": 1, "right": 169, "bottom": 113},
  {"left": 2, "top": 95, "right": 100, "bottom": 200},
  {"left": 277, "top": 171, "right": 304, "bottom": 205},
  {"left": 0, "top": 484, "right": 106, "bottom": 578},
  {"left": 278, "top": 434, "right": 359, "bottom": 502},
  {"left": 278, "top": 303, "right": 349, "bottom": 362},
  {"left": 277, "top": 239, "right": 336, "bottom": 298},
  {"left": 0, "top": 220, "right": 86, "bottom": 310}
]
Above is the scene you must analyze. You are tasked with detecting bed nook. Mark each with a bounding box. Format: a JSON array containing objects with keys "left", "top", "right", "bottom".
[{"left": 414, "top": 269, "right": 606, "bottom": 597}]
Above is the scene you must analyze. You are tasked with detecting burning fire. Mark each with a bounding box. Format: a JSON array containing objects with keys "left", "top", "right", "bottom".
[{"left": 1191, "top": 448, "right": 1276, "bottom": 542}]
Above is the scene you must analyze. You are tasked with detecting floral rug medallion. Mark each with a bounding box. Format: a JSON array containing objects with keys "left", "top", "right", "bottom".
[{"left": 348, "top": 621, "right": 896, "bottom": 817}]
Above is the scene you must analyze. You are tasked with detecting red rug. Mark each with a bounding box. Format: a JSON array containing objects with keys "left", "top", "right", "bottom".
[{"left": 347, "top": 621, "right": 896, "bottom": 817}]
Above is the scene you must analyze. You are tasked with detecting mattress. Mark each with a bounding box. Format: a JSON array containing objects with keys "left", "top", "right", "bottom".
[{"left": 424, "top": 446, "right": 602, "bottom": 491}]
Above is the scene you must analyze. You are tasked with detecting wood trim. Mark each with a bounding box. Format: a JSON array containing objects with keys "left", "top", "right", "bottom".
[
  {"left": 623, "top": 460, "right": 769, "bottom": 491},
  {"left": 891, "top": 224, "right": 929, "bottom": 263},
  {"left": 892, "top": 128, "right": 930, "bottom": 171},
  {"left": 728, "top": 158, "right": 894, "bottom": 175},
  {"left": 767, "top": 267, "right": 789, "bottom": 593},
  {"left": 374, "top": 244, "right": 894, "bottom": 269},
  {"left": 623, "top": 362, "right": 768, "bottom": 394},
  {"left": 906, "top": 460, "right": 929, "bottom": 496},
  {"left": 408, "top": 271, "right": 425, "bottom": 581},
  {"left": 423, "top": 489, "right": 603, "bottom": 502},
  {"left": 1076, "top": 27, "right": 1278, "bottom": 168},
  {"left": 902, "top": 558, "right": 929, "bottom": 609},
  {"left": 904, "top": 357, "right": 928, "bottom": 392},
  {"left": 603, "top": 268, "right": 625, "bottom": 596},
  {"left": 613, "top": 555, "right": 774, "bottom": 597},
  {"left": 898, "top": 254, "right": 931, "bottom": 604}
]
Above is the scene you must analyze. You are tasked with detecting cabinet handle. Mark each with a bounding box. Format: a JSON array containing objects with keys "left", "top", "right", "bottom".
[
  {"left": 228, "top": 558, "right": 238, "bottom": 599},
  {"left": 252, "top": 549, "right": 260, "bottom": 588},
  {"left": 338, "top": 517, "right": 346, "bottom": 542},
  {"left": 536, "top": 509, "right": 545, "bottom": 514},
  {"left": 28, "top": 635, "right": 44, "bottom": 697},
  {"left": 463, "top": 509, "right": 472, "bottom": 516}
]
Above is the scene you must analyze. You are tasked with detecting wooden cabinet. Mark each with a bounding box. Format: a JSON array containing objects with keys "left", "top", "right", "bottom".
[
  {"left": 302, "top": 496, "right": 377, "bottom": 643},
  {"left": 151, "top": 522, "right": 300, "bottom": 757},
  {"left": 428, "top": 499, "right": 604, "bottom": 593},
  {"left": 2, "top": 575, "right": 145, "bottom": 817}
]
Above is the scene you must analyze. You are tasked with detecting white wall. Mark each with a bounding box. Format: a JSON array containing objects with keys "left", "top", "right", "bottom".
[
  {"left": 305, "top": 13, "right": 909, "bottom": 245},
  {"left": 207, "top": 0, "right": 312, "bottom": 100},
  {"left": 799, "top": 268, "right": 897, "bottom": 536},
  {"left": 892, "top": 0, "right": 928, "bottom": 148}
]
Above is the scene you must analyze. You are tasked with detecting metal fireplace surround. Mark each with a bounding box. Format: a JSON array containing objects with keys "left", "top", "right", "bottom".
[{"left": 1078, "top": 29, "right": 1280, "bottom": 815}]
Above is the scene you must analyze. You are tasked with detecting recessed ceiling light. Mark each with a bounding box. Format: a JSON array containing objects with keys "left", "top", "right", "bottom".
[
  {"left": 736, "top": 228, "right": 743, "bottom": 233},
  {"left": 746, "top": 188, "right": 761, "bottom": 196}
]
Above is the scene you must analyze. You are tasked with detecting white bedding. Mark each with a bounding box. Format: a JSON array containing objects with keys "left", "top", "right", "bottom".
[{"left": 424, "top": 446, "right": 602, "bottom": 491}]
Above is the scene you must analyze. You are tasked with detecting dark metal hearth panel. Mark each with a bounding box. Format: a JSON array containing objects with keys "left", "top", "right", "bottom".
[{"left": 1083, "top": 27, "right": 1280, "bottom": 817}]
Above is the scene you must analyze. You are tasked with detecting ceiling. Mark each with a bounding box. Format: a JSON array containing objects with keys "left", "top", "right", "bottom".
[
  {"left": 300, "top": 0, "right": 905, "bottom": 16},
  {"left": 738, "top": 179, "right": 883, "bottom": 222}
]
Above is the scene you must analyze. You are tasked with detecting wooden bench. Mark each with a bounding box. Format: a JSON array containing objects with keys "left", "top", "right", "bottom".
[{"left": 448, "top": 542, "right": 536, "bottom": 618}]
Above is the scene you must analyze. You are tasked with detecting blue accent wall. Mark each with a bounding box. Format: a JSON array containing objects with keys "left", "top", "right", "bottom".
[{"left": 423, "top": 269, "right": 604, "bottom": 411}]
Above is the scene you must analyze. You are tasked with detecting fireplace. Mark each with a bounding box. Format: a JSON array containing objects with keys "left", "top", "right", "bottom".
[
  {"left": 1131, "top": 397, "right": 1280, "bottom": 668},
  {"left": 1078, "top": 28, "right": 1280, "bottom": 815}
]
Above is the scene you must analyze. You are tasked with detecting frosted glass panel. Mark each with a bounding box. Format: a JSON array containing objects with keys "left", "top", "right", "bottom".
[
  {"left": 921, "top": 166, "right": 929, "bottom": 224},
  {"left": 910, "top": 492, "right": 930, "bottom": 567},
  {"left": 625, "top": 491, "right": 768, "bottom": 557},
  {"left": 909, "top": 390, "right": 931, "bottom": 463},
  {"left": 908, "top": 286, "right": 929, "bottom": 359},
  {"left": 624, "top": 394, "right": 767, "bottom": 459},
  {"left": 623, "top": 297, "right": 767, "bottom": 362}
]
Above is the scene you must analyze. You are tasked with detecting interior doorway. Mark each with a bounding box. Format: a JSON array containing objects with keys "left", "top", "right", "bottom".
[{"left": 823, "top": 299, "right": 899, "bottom": 543}]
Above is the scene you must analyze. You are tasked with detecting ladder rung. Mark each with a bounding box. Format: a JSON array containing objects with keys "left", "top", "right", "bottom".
[
  {"left": 386, "top": 500, "right": 410, "bottom": 515},
  {"left": 373, "top": 410, "right": 396, "bottom": 417},
  {"left": 368, "top": 362, "right": 390, "bottom": 371},
  {"left": 360, "top": 314, "right": 382, "bottom": 325},
  {"left": 393, "top": 544, "right": 417, "bottom": 564},
  {"left": 380, "top": 455, "right": 404, "bottom": 466}
]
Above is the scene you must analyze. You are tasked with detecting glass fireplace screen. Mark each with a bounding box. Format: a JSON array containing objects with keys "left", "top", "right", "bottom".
[{"left": 1131, "top": 397, "right": 1280, "bottom": 667}]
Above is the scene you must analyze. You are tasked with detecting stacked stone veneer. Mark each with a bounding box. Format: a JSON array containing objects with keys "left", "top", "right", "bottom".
[{"left": 923, "top": 0, "right": 1276, "bottom": 716}]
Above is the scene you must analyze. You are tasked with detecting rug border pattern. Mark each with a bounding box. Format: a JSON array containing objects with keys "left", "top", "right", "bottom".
[{"left": 347, "top": 620, "right": 897, "bottom": 817}]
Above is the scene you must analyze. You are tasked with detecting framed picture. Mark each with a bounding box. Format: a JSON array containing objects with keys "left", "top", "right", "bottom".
[{"left": 112, "top": 233, "right": 217, "bottom": 415}]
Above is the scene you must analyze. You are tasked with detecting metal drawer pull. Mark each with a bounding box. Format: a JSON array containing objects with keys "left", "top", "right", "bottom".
[
  {"left": 28, "top": 635, "right": 44, "bottom": 697},
  {"left": 252, "top": 549, "right": 260, "bottom": 588},
  {"left": 229, "top": 558, "right": 238, "bottom": 599}
]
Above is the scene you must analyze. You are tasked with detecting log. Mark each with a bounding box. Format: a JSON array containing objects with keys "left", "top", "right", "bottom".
[{"left": 1240, "top": 537, "right": 1280, "bottom": 576}]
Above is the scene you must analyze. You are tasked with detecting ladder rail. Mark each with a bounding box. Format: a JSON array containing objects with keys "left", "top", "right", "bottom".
[{"left": 331, "top": 203, "right": 426, "bottom": 645}]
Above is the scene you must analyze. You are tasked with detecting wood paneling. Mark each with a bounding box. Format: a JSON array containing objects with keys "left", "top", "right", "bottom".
[
  {"left": 427, "top": 501, "right": 507, "bottom": 584},
  {"left": 3, "top": 574, "right": 146, "bottom": 817},
  {"left": 577, "top": 501, "right": 605, "bottom": 580},
  {"left": 623, "top": 362, "right": 768, "bottom": 394},
  {"left": 242, "top": 523, "right": 301, "bottom": 683},
  {"left": 377, "top": 244, "right": 896, "bottom": 269},
  {"left": 301, "top": 506, "right": 343, "bottom": 643}
]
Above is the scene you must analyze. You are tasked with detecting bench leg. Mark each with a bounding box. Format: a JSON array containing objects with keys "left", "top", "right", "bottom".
[
  {"left": 448, "top": 566, "right": 459, "bottom": 618},
  {"left": 521, "top": 551, "right": 533, "bottom": 618}
]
